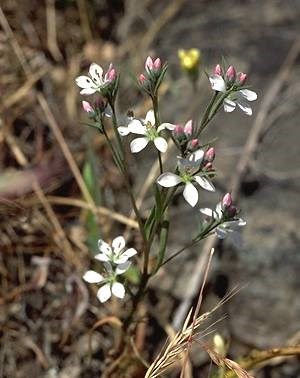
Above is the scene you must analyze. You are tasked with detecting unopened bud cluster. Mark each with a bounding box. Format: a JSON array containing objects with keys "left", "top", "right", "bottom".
[
  {"left": 139, "top": 56, "right": 167, "bottom": 98},
  {"left": 214, "top": 63, "right": 247, "bottom": 89}
]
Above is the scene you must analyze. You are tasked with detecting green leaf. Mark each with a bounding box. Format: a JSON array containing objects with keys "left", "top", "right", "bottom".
[
  {"left": 154, "top": 184, "right": 163, "bottom": 219},
  {"left": 153, "top": 219, "right": 169, "bottom": 274},
  {"left": 144, "top": 204, "right": 156, "bottom": 240},
  {"left": 154, "top": 64, "right": 168, "bottom": 94},
  {"left": 83, "top": 149, "right": 102, "bottom": 253}
]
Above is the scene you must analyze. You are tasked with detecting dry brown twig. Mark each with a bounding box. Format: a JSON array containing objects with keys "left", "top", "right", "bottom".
[
  {"left": 46, "top": 0, "right": 63, "bottom": 62},
  {"left": 224, "top": 345, "right": 300, "bottom": 378}
]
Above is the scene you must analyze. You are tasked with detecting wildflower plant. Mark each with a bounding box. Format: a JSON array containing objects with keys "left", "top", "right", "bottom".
[{"left": 75, "top": 55, "right": 256, "bottom": 371}]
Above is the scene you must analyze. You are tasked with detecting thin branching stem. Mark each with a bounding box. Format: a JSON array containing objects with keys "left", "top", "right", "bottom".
[{"left": 109, "top": 104, "right": 147, "bottom": 244}]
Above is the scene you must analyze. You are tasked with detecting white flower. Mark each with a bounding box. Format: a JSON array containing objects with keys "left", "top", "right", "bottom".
[
  {"left": 118, "top": 110, "right": 175, "bottom": 153},
  {"left": 200, "top": 203, "right": 246, "bottom": 240},
  {"left": 223, "top": 89, "right": 257, "bottom": 116},
  {"left": 209, "top": 74, "right": 257, "bottom": 116},
  {"left": 95, "top": 236, "right": 137, "bottom": 265},
  {"left": 82, "top": 261, "right": 129, "bottom": 303},
  {"left": 157, "top": 149, "right": 215, "bottom": 207},
  {"left": 75, "top": 63, "right": 115, "bottom": 95}
]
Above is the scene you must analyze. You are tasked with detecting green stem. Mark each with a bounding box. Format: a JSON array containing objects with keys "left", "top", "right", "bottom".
[
  {"left": 109, "top": 104, "right": 147, "bottom": 244},
  {"left": 159, "top": 221, "right": 220, "bottom": 267},
  {"left": 147, "top": 186, "right": 177, "bottom": 247},
  {"left": 152, "top": 95, "right": 163, "bottom": 174},
  {"left": 197, "top": 91, "right": 218, "bottom": 137},
  {"left": 102, "top": 126, "right": 123, "bottom": 172},
  {"left": 197, "top": 89, "right": 231, "bottom": 136}
]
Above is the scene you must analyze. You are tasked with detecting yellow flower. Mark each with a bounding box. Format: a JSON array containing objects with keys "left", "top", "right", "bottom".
[{"left": 178, "top": 48, "right": 201, "bottom": 72}]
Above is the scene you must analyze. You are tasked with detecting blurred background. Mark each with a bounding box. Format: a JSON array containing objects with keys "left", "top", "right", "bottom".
[{"left": 0, "top": 0, "right": 300, "bottom": 377}]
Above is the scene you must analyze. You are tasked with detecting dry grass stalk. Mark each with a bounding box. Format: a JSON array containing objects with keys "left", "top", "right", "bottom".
[
  {"left": 204, "top": 346, "right": 255, "bottom": 378},
  {"left": 145, "top": 295, "right": 232, "bottom": 378},
  {"left": 180, "top": 248, "right": 215, "bottom": 377}
]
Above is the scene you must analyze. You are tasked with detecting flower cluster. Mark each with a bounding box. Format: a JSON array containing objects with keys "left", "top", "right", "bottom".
[
  {"left": 178, "top": 48, "right": 201, "bottom": 72},
  {"left": 200, "top": 193, "right": 246, "bottom": 240},
  {"left": 172, "top": 119, "right": 200, "bottom": 153},
  {"left": 157, "top": 148, "right": 215, "bottom": 207},
  {"left": 75, "top": 56, "right": 255, "bottom": 306},
  {"left": 75, "top": 63, "right": 118, "bottom": 105},
  {"left": 76, "top": 63, "right": 116, "bottom": 95},
  {"left": 118, "top": 109, "right": 175, "bottom": 153},
  {"left": 83, "top": 236, "right": 137, "bottom": 303},
  {"left": 209, "top": 64, "right": 257, "bottom": 115}
]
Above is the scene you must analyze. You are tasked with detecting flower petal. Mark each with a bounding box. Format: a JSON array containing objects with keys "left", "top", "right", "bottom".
[
  {"left": 89, "top": 63, "right": 103, "bottom": 85},
  {"left": 209, "top": 75, "right": 226, "bottom": 92},
  {"left": 215, "top": 227, "right": 228, "bottom": 239},
  {"left": 112, "top": 236, "right": 126, "bottom": 255},
  {"left": 200, "top": 208, "right": 214, "bottom": 217},
  {"left": 118, "top": 127, "right": 130, "bottom": 136},
  {"left": 94, "top": 253, "right": 110, "bottom": 262},
  {"left": 223, "top": 98, "right": 236, "bottom": 112},
  {"left": 130, "top": 137, "right": 149, "bottom": 153},
  {"left": 189, "top": 149, "right": 204, "bottom": 164},
  {"left": 83, "top": 270, "right": 104, "bottom": 283},
  {"left": 98, "top": 239, "right": 112, "bottom": 256},
  {"left": 128, "top": 119, "right": 147, "bottom": 135},
  {"left": 154, "top": 137, "right": 168, "bottom": 153},
  {"left": 123, "top": 248, "right": 137, "bottom": 259},
  {"left": 183, "top": 182, "right": 198, "bottom": 207},
  {"left": 145, "top": 110, "right": 155, "bottom": 126},
  {"left": 239, "top": 89, "right": 257, "bottom": 101},
  {"left": 112, "top": 282, "right": 125, "bottom": 299},
  {"left": 215, "top": 202, "right": 223, "bottom": 219},
  {"left": 75, "top": 75, "right": 94, "bottom": 88},
  {"left": 194, "top": 176, "right": 215, "bottom": 192},
  {"left": 97, "top": 284, "right": 111, "bottom": 303},
  {"left": 157, "top": 123, "right": 176, "bottom": 132},
  {"left": 80, "top": 87, "right": 97, "bottom": 95},
  {"left": 224, "top": 219, "right": 246, "bottom": 229},
  {"left": 115, "top": 248, "right": 137, "bottom": 264},
  {"left": 157, "top": 172, "right": 182, "bottom": 187},
  {"left": 115, "top": 261, "right": 131, "bottom": 275},
  {"left": 237, "top": 100, "right": 252, "bottom": 116},
  {"left": 114, "top": 256, "right": 128, "bottom": 264}
]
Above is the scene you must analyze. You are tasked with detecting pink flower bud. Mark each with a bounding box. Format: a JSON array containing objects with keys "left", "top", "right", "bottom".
[
  {"left": 214, "top": 64, "right": 223, "bottom": 76},
  {"left": 205, "top": 147, "right": 215, "bottom": 162},
  {"left": 145, "top": 56, "right": 154, "bottom": 71},
  {"left": 222, "top": 193, "right": 233, "bottom": 209},
  {"left": 173, "top": 124, "right": 185, "bottom": 137},
  {"left": 227, "top": 206, "right": 237, "bottom": 218},
  {"left": 237, "top": 72, "right": 247, "bottom": 85},
  {"left": 82, "top": 101, "right": 93, "bottom": 113},
  {"left": 139, "top": 73, "right": 146, "bottom": 84},
  {"left": 226, "top": 65, "right": 236, "bottom": 81},
  {"left": 105, "top": 64, "right": 117, "bottom": 82},
  {"left": 203, "top": 162, "right": 213, "bottom": 171},
  {"left": 153, "top": 58, "right": 161, "bottom": 70},
  {"left": 183, "top": 120, "right": 193, "bottom": 136},
  {"left": 190, "top": 138, "right": 199, "bottom": 149},
  {"left": 107, "top": 68, "right": 116, "bottom": 82}
]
